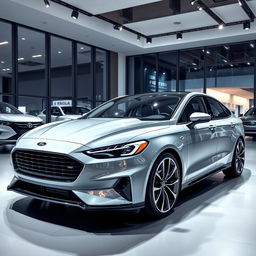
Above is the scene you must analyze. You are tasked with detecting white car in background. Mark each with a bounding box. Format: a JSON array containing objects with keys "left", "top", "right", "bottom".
[
  {"left": 38, "top": 106, "right": 91, "bottom": 123},
  {"left": 0, "top": 102, "right": 43, "bottom": 145}
]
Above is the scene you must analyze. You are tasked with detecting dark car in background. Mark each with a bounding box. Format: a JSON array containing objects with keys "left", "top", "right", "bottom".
[{"left": 240, "top": 107, "right": 256, "bottom": 140}]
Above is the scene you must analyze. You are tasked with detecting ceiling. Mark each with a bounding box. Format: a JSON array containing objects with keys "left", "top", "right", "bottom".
[
  {"left": 0, "top": 0, "right": 256, "bottom": 55},
  {"left": 64, "top": 0, "right": 162, "bottom": 15}
]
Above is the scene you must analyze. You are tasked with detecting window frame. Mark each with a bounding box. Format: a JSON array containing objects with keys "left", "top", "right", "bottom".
[{"left": 177, "top": 95, "right": 208, "bottom": 124}]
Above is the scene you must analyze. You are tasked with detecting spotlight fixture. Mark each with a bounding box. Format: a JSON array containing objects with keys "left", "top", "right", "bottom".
[
  {"left": 198, "top": 5, "right": 203, "bottom": 11},
  {"left": 137, "top": 34, "right": 141, "bottom": 41},
  {"left": 218, "top": 24, "right": 224, "bottom": 30},
  {"left": 146, "top": 37, "right": 152, "bottom": 44},
  {"left": 191, "top": 0, "right": 197, "bottom": 5},
  {"left": 238, "top": 0, "right": 242, "bottom": 6},
  {"left": 71, "top": 9, "right": 79, "bottom": 19},
  {"left": 44, "top": 0, "right": 50, "bottom": 8},
  {"left": 243, "top": 21, "right": 250, "bottom": 30},
  {"left": 247, "top": 62, "right": 251, "bottom": 65},
  {"left": 113, "top": 24, "right": 123, "bottom": 31},
  {"left": 177, "top": 32, "right": 182, "bottom": 40},
  {"left": 250, "top": 43, "right": 255, "bottom": 48}
]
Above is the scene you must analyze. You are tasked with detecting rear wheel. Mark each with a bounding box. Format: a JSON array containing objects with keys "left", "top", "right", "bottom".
[
  {"left": 143, "top": 153, "right": 181, "bottom": 219},
  {"left": 223, "top": 138, "right": 245, "bottom": 177}
]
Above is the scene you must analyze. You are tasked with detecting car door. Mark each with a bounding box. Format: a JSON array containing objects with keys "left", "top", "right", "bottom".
[
  {"left": 178, "top": 96, "right": 218, "bottom": 182},
  {"left": 204, "top": 96, "right": 235, "bottom": 169}
]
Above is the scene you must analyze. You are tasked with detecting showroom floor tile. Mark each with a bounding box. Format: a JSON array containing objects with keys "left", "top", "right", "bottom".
[{"left": 0, "top": 140, "right": 255, "bottom": 256}]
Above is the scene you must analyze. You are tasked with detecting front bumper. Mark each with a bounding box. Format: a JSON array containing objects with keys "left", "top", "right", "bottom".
[
  {"left": 243, "top": 124, "right": 256, "bottom": 136},
  {"left": 8, "top": 138, "right": 152, "bottom": 209}
]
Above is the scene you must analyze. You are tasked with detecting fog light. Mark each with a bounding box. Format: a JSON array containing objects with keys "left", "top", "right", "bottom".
[{"left": 85, "top": 189, "right": 121, "bottom": 199}]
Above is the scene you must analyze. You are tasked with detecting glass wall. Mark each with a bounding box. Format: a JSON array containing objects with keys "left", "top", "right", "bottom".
[
  {"left": 0, "top": 19, "right": 110, "bottom": 123},
  {"left": 0, "top": 21, "right": 12, "bottom": 102},
  {"left": 127, "top": 42, "right": 256, "bottom": 116}
]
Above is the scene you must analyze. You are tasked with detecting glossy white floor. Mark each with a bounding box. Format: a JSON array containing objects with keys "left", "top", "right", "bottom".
[{"left": 0, "top": 139, "right": 256, "bottom": 256}]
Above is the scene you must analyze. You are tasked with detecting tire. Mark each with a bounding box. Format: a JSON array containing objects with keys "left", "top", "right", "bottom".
[
  {"left": 223, "top": 138, "right": 245, "bottom": 178},
  {"left": 143, "top": 152, "right": 181, "bottom": 219}
]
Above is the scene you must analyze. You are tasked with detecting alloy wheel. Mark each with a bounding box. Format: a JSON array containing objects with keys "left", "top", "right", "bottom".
[
  {"left": 152, "top": 157, "right": 180, "bottom": 213},
  {"left": 235, "top": 140, "right": 245, "bottom": 174}
]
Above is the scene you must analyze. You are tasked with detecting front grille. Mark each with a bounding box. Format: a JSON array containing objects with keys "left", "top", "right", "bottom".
[
  {"left": 13, "top": 150, "right": 84, "bottom": 182},
  {"left": 10, "top": 122, "right": 42, "bottom": 136},
  {"left": 9, "top": 179, "right": 85, "bottom": 208},
  {"left": 243, "top": 121, "right": 256, "bottom": 126}
]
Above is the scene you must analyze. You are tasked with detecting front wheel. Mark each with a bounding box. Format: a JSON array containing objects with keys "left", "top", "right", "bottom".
[
  {"left": 223, "top": 138, "right": 245, "bottom": 178},
  {"left": 143, "top": 153, "right": 181, "bottom": 219}
]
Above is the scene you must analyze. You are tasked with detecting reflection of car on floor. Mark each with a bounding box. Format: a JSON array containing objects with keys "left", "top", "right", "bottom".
[
  {"left": 240, "top": 107, "right": 256, "bottom": 140},
  {"left": 38, "top": 106, "right": 91, "bottom": 123},
  {"left": 8, "top": 92, "right": 245, "bottom": 219},
  {"left": 0, "top": 102, "right": 43, "bottom": 145}
]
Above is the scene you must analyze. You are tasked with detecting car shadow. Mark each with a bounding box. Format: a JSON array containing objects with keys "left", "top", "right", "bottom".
[
  {"left": 0, "top": 145, "right": 14, "bottom": 154},
  {"left": 4, "top": 168, "right": 251, "bottom": 256}
]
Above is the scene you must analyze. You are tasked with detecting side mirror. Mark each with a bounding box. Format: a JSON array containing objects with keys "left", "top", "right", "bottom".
[{"left": 189, "top": 112, "right": 211, "bottom": 123}]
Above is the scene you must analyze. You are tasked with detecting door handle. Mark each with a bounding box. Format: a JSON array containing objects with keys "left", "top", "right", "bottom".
[
  {"left": 209, "top": 125, "right": 216, "bottom": 131},
  {"left": 230, "top": 122, "right": 235, "bottom": 128}
]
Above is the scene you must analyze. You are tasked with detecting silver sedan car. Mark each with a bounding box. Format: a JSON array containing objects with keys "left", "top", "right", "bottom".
[{"left": 8, "top": 92, "right": 245, "bottom": 219}]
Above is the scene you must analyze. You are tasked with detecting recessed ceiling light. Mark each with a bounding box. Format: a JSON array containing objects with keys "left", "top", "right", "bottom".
[
  {"left": 224, "top": 45, "right": 230, "bottom": 50},
  {"left": 58, "top": 51, "right": 62, "bottom": 54},
  {"left": 0, "top": 61, "right": 5, "bottom": 64},
  {"left": 80, "top": 47, "right": 84, "bottom": 50},
  {"left": 191, "top": 0, "right": 197, "bottom": 5},
  {"left": 32, "top": 54, "right": 42, "bottom": 58},
  {"left": 17, "top": 57, "right": 24, "bottom": 61},
  {"left": 218, "top": 24, "right": 224, "bottom": 30},
  {"left": 0, "top": 41, "right": 8, "bottom": 45},
  {"left": 247, "top": 62, "right": 251, "bottom": 65},
  {"left": 230, "top": 64, "right": 234, "bottom": 67},
  {"left": 206, "top": 50, "right": 211, "bottom": 54},
  {"left": 238, "top": 0, "right": 242, "bottom": 6},
  {"left": 250, "top": 43, "right": 255, "bottom": 48},
  {"left": 223, "top": 59, "right": 228, "bottom": 63},
  {"left": 6, "top": 68, "right": 10, "bottom": 71},
  {"left": 2, "top": 68, "right": 6, "bottom": 71},
  {"left": 198, "top": 5, "right": 203, "bottom": 11},
  {"left": 21, "top": 37, "right": 26, "bottom": 41}
]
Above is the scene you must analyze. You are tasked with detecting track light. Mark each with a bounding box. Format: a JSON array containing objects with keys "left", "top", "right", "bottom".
[
  {"left": 146, "top": 37, "right": 152, "bottom": 44},
  {"left": 218, "top": 24, "right": 224, "bottom": 30},
  {"left": 44, "top": 0, "right": 50, "bottom": 8},
  {"left": 71, "top": 9, "right": 79, "bottom": 19},
  {"left": 113, "top": 24, "right": 123, "bottom": 31},
  {"left": 198, "top": 5, "right": 203, "bottom": 11},
  {"left": 177, "top": 32, "right": 182, "bottom": 40},
  {"left": 243, "top": 20, "right": 250, "bottom": 30}
]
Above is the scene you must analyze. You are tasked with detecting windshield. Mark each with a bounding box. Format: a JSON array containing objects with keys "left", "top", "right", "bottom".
[
  {"left": 84, "top": 94, "right": 182, "bottom": 120},
  {"left": 62, "top": 106, "right": 90, "bottom": 115},
  {"left": 0, "top": 102, "right": 22, "bottom": 114},
  {"left": 244, "top": 108, "right": 256, "bottom": 116}
]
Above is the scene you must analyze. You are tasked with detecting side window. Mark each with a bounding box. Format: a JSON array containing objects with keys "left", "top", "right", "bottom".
[
  {"left": 205, "top": 97, "right": 229, "bottom": 119},
  {"left": 51, "top": 107, "right": 61, "bottom": 116},
  {"left": 179, "top": 97, "right": 207, "bottom": 123}
]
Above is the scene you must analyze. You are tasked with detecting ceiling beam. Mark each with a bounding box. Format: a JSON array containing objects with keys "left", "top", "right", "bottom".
[
  {"left": 149, "top": 20, "right": 247, "bottom": 38},
  {"left": 197, "top": 0, "right": 225, "bottom": 25},
  {"left": 239, "top": 0, "right": 255, "bottom": 21}
]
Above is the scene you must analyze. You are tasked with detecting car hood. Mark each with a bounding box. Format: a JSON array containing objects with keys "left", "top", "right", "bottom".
[
  {"left": 0, "top": 114, "right": 42, "bottom": 122},
  {"left": 63, "top": 114, "right": 81, "bottom": 119},
  {"left": 22, "top": 118, "right": 169, "bottom": 146}
]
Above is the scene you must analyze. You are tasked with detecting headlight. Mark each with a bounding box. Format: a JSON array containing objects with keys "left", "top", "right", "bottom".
[
  {"left": 0, "top": 121, "right": 11, "bottom": 126},
  {"left": 84, "top": 140, "right": 148, "bottom": 159}
]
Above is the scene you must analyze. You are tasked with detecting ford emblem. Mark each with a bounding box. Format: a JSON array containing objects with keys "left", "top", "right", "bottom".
[{"left": 37, "top": 142, "right": 47, "bottom": 146}]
